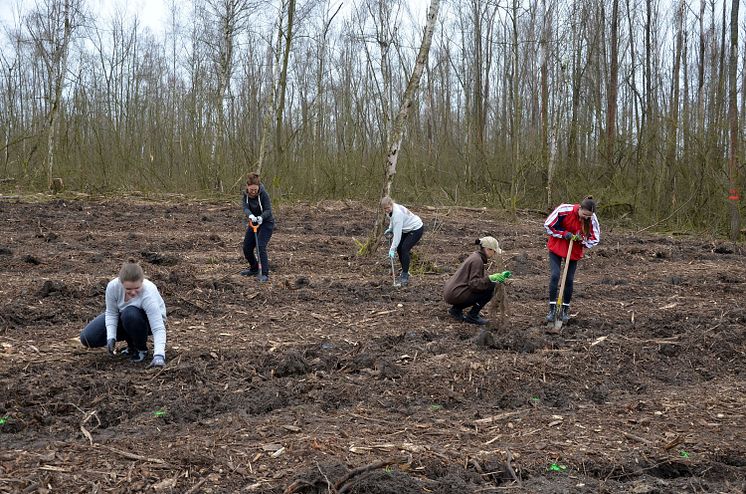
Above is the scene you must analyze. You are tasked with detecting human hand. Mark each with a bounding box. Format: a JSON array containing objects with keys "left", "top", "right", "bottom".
[
  {"left": 106, "top": 338, "right": 116, "bottom": 355},
  {"left": 248, "top": 214, "right": 258, "bottom": 224},
  {"left": 149, "top": 355, "right": 166, "bottom": 368},
  {"left": 255, "top": 216, "right": 263, "bottom": 225},
  {"left": 384, "top": 229, "right": 393, "bottom": 240},
  {"left": 563, "top": 231, "right": 574, "bottom": 240},
  {"left": 388, "top": 249, "right": 396, "bottom": 259}
]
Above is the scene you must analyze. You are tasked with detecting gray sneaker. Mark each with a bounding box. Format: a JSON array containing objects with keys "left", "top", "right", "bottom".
[{"left": 399, "top": 272, "right": 410, "bottom": 286}]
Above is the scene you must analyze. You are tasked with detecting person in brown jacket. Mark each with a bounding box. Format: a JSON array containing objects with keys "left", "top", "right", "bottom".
[{"left": 443, "top": 236, "right": 511, "bottom": 325}]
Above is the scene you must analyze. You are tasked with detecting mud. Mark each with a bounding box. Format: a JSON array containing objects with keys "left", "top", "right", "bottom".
[{"left": 0, "top": 197, "right": 744, "bottom": 493}]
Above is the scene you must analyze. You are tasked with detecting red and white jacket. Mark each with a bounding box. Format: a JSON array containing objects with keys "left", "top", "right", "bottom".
[{"left": 544, "top": 203, "right": 600, "bottom": 261}]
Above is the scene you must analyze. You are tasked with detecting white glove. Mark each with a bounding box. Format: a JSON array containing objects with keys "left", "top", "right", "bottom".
[
  {"left": 248, "top": 214, "right": 257, "bottom": 224},
  {"left": 256, "top": 216, "right": 263, "bottom": 225}
]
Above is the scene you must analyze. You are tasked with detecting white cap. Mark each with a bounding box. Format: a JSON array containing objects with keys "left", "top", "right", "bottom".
[{"left": 479, "top": 236, "right": 503, "bottom": 254}]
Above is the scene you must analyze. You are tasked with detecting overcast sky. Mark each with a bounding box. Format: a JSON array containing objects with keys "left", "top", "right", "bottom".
[{"left": 0, "top": 0, "right": 168, "bottom": 34}]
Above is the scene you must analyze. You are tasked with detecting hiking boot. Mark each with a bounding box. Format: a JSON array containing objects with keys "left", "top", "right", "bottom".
[
  {"left": 464, "top": 308, "right": 489, "bottom": 325},
  {"left": 119, "top": 346, "right": 135, "bottom": 358},
  {"left": 240, "top": 266, "right": 259, "bottom": 276},
  {"left": 448, "top": 306, "right": 464, "bottom": 321},
  {"left": 560, "top": 304, "right": 570, "bottom": 323},
  {"left": 399, "top": 272, "right": 410, "bottom": 286},
  {"left": 258, "top": 274, "right": 269, "bottom": 282},
  {"left": 130, "top": 349, "right": 148, "bottom": 363},
  {"left": 545, "top": 302, "right": 557, "bottom": 322}
]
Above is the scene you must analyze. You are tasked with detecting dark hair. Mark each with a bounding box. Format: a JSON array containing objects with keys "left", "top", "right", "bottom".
[
  {"left": 247, "top": 172, "right": 261, "bottom": 186},
  {"left": 580, "top": 195, "right": 597, "bottom": 213}
]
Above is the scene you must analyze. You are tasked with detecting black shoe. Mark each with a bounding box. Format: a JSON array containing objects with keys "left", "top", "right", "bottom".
[
  {"left": 448, "top": 306, "right": 464, "bottom": 321},
  {"left": 130, "top": 350, "right": 148, "bottom": 363},
  {"left": 119, "top": 347, "right": 135, "bottom": 358},
  {"left": 399, "top": 272, "right": 410, "bottom": 286},
  {"left": 464, "top": 311, "right": 489, "bottom": 325},
  {"left": 560, "top": 304, "right": 570, "bottom": 323},
  {"left": 545, "top": 302, "right": 557, "bottom": 322},
  {"left": 240, "top": 266, "right": 260, "bottom": 276}
]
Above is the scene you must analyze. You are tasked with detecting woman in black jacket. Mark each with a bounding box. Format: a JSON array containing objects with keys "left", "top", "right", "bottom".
[{"left": 240, "top": 172, "right": 275, "bottom": 282}]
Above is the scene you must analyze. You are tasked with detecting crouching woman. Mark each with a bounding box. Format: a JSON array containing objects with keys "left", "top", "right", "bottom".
[
  {"left": 80, "top": 259, "right": 167, "bottom": 367},
  {"left": 443, "top": 237, "right": 511, "bottom": 325}
]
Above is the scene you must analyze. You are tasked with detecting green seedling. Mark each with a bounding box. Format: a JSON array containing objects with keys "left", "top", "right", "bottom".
[
  {"left": 0, "top": 416, "right": 8, "bottom": 426},
  {"left": 679, "top": 450, "right": 690, "bottom": 458},
  {"left": 531, "top": 397, "right": 540, "bottom": 403},
  {"left": 152, "top": 409, "right": 167, "bottom": 418},
  {"left": 548, "top": 463, "right": 567, "bottom": 472},
  {"left": 430, "top": 404, "right": 443, "bottom": 412},
  {"left": 384, "top": 465, "right": 394, "bottom": 475}
]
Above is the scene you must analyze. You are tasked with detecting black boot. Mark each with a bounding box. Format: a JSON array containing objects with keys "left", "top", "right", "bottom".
[
  {"left": 464, "top": 306, "right": 488, "bottom": 325},
  {"left": 545, "top": 302, "right": 557, "bottom": 322},
  {"left": 560, "top": 304, "right": 570, "bottom": 323},
  {"left": 448, "top": 306, "right": 464, "bottom": 321}
]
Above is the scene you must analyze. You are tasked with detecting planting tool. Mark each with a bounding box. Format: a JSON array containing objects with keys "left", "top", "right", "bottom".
[
  {"left": 548, "top": 237, "right": 574, "bottom": 333},
  {"left": 249, "top": 220, "right": 262, "bottom": 280},
  {"left": 390, "top": 255, "right": 401, "bottom": 287}
]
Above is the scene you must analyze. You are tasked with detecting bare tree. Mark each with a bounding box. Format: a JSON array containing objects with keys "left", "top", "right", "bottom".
[
  {"left": 362, "top": 0, "right": 440, "bottom": 254},
  {"left": 26, "top": 0, "right": 83, "bottom": 189},
  {"left": 726, "top": 0, "right": 740, "bottom": 240}
]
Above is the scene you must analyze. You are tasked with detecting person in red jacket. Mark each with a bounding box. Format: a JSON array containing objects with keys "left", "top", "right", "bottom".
[{"left": 543, "top": 196, "right": 600, "bottom": 323}]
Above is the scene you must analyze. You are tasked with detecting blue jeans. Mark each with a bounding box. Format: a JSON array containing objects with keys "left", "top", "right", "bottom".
[
  {"left": 397, "top": 226, "right": 424, "bottom": 274},
  {"left": 243, "top": 222, "right": 274, "bottom": 276},
  {"left": 548, "top": 251, "right": 578, "bottom": 304},
  {"left": 80, "top": 306, "right": 152, "bottom": 351}
]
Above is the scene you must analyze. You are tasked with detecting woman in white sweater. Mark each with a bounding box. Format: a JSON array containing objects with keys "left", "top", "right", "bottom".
[
  {"left": 80, "top": 259, "right": 167, "bottom": 367},
  {"left": 381, "top": 196, "right": 424, "bottom": 286}
]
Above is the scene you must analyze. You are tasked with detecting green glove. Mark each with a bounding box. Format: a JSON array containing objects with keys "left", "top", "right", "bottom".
[{"left": 489, "top": 271, "right": 512, "bottom": 283}]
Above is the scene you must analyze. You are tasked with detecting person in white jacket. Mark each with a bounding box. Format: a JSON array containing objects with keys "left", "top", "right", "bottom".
[
  {"left": 381, "top": 196, "right": 424, "bottom": 286},
  {"left": 80, "top": 259, "right": 167, "bottom": 367}
]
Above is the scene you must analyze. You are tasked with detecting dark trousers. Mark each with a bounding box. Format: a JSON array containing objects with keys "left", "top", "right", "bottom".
[
  {"left": 452, "top": 282, "right": 496, "bottom": 312},
  {"left": 397, "top": 226, "right": 424, "bottom": 274},
  {"left": 243, "top": 222, "right": 274, "bottom": 276},
  {"left": 80, "top": 306, "right": 152, "bottom": 351},
  {"left": 548, "top": 251, "right": 578, "bottom": 304}
]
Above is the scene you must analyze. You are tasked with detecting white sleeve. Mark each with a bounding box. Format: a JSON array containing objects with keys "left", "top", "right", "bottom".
[{"left": 104, "top": 280, "right": 120, "bottom": 341}]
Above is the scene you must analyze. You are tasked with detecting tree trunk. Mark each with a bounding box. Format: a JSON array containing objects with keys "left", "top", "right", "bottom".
[
  {"left": 727, "top": 0, "right": 741, "bottom": 240},
  {"left": 362, "top": 0, "right": 441, "bottom": 255}
]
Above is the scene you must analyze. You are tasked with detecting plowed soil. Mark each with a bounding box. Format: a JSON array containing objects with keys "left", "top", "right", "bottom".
[{"left": 0, "top": 197, "right": 744, "bottom": 494}]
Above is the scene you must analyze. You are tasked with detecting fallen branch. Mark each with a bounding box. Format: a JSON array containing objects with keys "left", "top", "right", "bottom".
[{"left": 99, "top": 445, "right": 169, "bottom": 465}]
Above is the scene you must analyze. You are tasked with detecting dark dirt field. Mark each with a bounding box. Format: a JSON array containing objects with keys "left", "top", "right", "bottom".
[{"left": 0, "top": 196, "right": 744, "bottom": 494}]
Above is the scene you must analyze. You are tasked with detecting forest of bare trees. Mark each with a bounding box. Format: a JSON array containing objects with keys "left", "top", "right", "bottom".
[{"left": 0, "top": 0, "right": 744, "bottom": 235}]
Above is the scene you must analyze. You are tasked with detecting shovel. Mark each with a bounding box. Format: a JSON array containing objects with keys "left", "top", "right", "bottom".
[
  {"left": 249, "top": 220, "right": 262, "bottom": 280},
  {"left": 548, "top": 237, "right": 574, "bottom": 333}
]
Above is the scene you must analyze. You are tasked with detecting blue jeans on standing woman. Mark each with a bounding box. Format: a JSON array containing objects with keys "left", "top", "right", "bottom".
[
  {"left": 80, "top": 306, "right": 152, "bottom": 351},
  {"left": 548, "top": 251, "right": 578, "bottom": 303},
  {"left": 243, "top": 221, "right": 274, "bottom": 276}
]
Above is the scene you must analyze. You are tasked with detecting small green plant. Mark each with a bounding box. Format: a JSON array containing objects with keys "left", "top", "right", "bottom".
[
  {"left": 679, "top": 450, "right": 690, "bottom": 458},
  {"left": 152, "top": 409, "right": 167, "bottom": 418},
  {"left": 0, "top": 416, "right": 8, "bottom": 426},
  {"left": 384, "top": 465, "right": 394, "bottom": 475},
  {"left": 548, "top": 463, "right": 567, "bottom": 472},
  {"left": 430, "top": 404, "right": 443, "bottom": 412}
]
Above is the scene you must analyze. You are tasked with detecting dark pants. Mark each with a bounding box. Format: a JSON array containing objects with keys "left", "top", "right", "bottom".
[
  {"left": 243, "top": 222, "right": 274, "bottom": 276},
  {"left": 80, "top": 306, "right": 152, "bottom": 351},
  {"left": 548, "top": 251, "right": 578, "bottom": 304},
  {"left": 397, "top": 226, "right": 424, "bottom": 274},
  {"left": 452, "top": 282, "right": 496, "bottom": 312}
]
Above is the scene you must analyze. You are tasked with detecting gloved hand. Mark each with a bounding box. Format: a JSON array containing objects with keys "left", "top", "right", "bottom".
[
  {"left": 489, "top": 271, "right": 512, "bottom": 283},
  {"left": 106, "top": 338, "right": 116, "bottom": 355},
  {"left": 248, "top": 214, "right": 258, "bottom": 224},
  {"left": 149, "top": 355, "right": 166, "bottom": 368},
  {"left": 384, "top": 229, "right": 393, "bottom": 240},
  {"left": 388, "top": 249, "right": 396, "bottom": 259},
  {"left": 255, "top": 216, "right": 263, "bottom": 225},
  {"left": 563, "top": 231, "right": 574, "bottom": 240}
]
